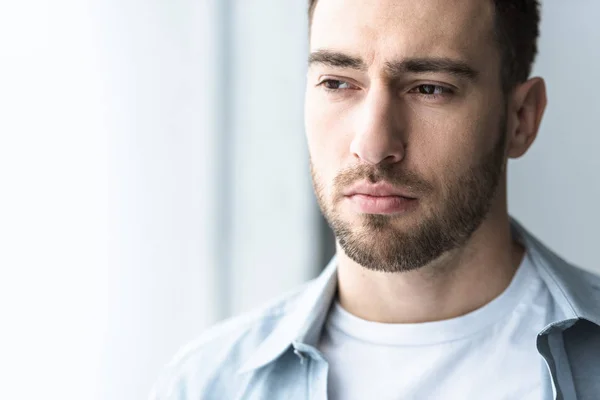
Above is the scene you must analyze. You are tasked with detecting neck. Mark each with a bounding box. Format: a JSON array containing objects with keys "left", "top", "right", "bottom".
[{"left": 336, "top": 190, "right": 524, "bottom": 324}]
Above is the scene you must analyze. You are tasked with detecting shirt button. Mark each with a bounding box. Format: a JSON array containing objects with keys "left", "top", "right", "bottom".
[{"left": 293, "top": 348, "right": 306, "bottom": 364}]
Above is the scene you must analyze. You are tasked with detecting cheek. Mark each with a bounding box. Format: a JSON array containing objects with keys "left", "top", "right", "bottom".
[
  {"left": 406, "top": 107, "right": 491, "bottom": 190},
  {"left": 305, "top": 91, "right": 354, "bottom": 186}
]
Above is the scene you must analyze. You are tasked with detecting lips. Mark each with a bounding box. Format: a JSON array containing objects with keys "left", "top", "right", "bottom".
[
  {"left": 343, "top": 181, "right": 419, "bottom": 215},
  {"left": 343, "top": 181, "right": 417, "bottom": 199}
]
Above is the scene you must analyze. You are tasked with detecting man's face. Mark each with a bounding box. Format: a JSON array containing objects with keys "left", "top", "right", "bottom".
[{"left": 305, "top": 0, "right": 509, "bottom": 272}]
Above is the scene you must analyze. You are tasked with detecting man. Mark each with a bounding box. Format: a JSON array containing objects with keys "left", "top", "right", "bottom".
[{"left": 152, "top": 0, "right": 600, "bottom": 399}]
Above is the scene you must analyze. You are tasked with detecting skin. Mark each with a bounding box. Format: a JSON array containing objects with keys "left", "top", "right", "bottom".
[{"left": 305, "top": 0, "right": 547, "bottom": 323}]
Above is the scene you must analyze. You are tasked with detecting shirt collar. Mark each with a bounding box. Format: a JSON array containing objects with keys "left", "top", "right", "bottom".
[
  {"left": 510, "top": 218, "right": 600, "bottom": 330},
  {"left": 240, "top": 218, "right": 600, "bottom": 373},
  {"left": 238, "top": 256, "right": 338, "bottom": 373}
]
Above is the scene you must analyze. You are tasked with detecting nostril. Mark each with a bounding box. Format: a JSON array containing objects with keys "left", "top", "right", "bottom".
[{"left": 380, "top": 154, "right": 401, "bottom": 165}]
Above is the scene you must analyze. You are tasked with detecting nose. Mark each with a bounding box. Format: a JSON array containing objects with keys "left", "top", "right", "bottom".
[{"left": 349, "top": 87, "right": 406, "bottom": 166}]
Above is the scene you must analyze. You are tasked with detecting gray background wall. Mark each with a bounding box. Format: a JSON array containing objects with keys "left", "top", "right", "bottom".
[{"left": 508, "top": 0, "right": 600, "bottom": 273}]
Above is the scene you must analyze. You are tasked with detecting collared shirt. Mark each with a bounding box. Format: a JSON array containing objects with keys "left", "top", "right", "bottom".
[{"left": 150, "top": 219, "right": 600, "bottom": 400}]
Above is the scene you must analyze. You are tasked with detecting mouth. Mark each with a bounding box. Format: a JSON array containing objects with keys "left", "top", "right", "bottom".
[
  {"left": 345, "top": 194, "right": 418, "bottom": 215},
  {"left": 343, "top": 181, "right": 419, "bottom": 215},
  {"left": 343, "top": 181, "right": 418, "bottom": 198}
]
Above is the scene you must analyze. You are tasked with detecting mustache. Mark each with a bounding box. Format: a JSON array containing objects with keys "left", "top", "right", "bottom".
[{"left": 333, "top": 164, "right": 433, "bottom": 196}]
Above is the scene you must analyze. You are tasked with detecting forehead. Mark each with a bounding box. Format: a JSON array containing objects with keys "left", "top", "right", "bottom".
[{"left": 310, "top": 0, "right": 498, "bottom": 68}]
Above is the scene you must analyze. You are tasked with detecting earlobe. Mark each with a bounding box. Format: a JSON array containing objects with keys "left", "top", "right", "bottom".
[{"left": 507, "top": 77, "right": 547, "bottom": 159}]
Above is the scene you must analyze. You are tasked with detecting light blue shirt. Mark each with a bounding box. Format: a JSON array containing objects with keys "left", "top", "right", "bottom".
[{"left": 150, "top": 220, "right": 600, "bottom": 400}]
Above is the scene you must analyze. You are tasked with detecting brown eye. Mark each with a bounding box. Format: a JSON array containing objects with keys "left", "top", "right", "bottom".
[
  {"left": 320, "top": 79, "right": 352, "bottom": 90},
  {"left": 413, "top": 84, "right": 452, "bottom": 95}
]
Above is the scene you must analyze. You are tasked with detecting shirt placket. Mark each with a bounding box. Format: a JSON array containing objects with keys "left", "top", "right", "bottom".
[{"left": 293, "top": 342, "right": 329, "bottom": 400}]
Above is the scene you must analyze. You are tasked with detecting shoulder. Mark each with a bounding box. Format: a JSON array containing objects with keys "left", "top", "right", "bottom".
[
  {"left": 558, "top": 259, "right": 600, "bottom": 305},
  {"left": 149, "top": 283, "right": 309, "bottom": 399},
  {"left": 540, "top": 243, "right": 600, "bottom": 292},
  {"left": 533, "top": 242, "right": 600, "bottom": 323},
  {"left": 569, "top": 262, "right": 600, "bottom": 285},
  {"left": 564, "top": 261, "right": 600, "bottom": 296},
  {"left": 515, "top": 220, "right": 600, "bottom": 308}
]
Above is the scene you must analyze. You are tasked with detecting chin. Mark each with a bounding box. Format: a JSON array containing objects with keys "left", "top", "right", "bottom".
[{"left": 345, "top": 209, "right": 421, "bottom": 228}]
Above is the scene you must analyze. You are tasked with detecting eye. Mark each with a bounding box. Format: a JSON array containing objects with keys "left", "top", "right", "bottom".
[
  {"left": 318, "top": 79, "right": 354, "bottom": 91},
  {"left": 409, "top": 84, "right": 453, "bottom": 96}
]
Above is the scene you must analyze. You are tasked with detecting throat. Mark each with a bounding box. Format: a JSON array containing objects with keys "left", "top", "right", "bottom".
[{"left": 335, "top": 237, "right": 524, "bottom": 324}]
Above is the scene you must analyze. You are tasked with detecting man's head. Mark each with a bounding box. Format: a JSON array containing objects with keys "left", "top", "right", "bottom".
[{"left": 305, "top": 0, "right": 547, "bottom": 273}]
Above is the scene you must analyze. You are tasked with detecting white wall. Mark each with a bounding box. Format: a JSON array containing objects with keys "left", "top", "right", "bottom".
[
  {"left": 100, "top": 0, "right": 318, "bottom": 399},
  {"left": 0, "top": 1, "right": 109, "bottom": 399},
  {"left": 102, "top": 1, "right": 222, "bottom": 399},
  {"left": 0, "top": 0, "right": 317, "bottom": 397},
  {"left": 508, "top": 0, "right": 600, "bottom": 274},
  {"left": 228, "top": 0, "right": 319, "bottom": 316},
  {"left": 100, "top": 1, "right": 318, "bottom": 397},
  {"left": 2, "top": 1, "right": 225, "bottom": 399}
]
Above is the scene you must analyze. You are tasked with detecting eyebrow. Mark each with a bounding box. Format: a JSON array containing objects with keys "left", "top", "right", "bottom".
[
  {"left": 308, "top": 49, "right": 479, "bottom": 81},
  {"left": 309, "top": 50, "right": 367, "bottom": 70},
  {"left": 388, "top": 58, "right": 478, "bottom": 80}
]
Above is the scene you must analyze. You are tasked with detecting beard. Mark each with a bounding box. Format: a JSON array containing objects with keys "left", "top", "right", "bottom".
[{"left": 311, "top": 119, "right": 508, "bottom": 274}]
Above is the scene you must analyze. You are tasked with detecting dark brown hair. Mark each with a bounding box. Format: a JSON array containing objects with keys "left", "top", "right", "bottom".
[{"left": 308, "top": 0, "right": 541, "bottom": 91}]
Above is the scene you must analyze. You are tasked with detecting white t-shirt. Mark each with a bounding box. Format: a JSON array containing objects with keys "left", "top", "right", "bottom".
[{"left": 318, "top": 252, "right": 558, "bottom": 400}]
